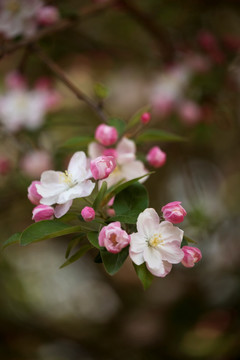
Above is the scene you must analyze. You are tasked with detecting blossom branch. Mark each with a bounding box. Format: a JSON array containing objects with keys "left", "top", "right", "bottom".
[{"left": 32, "top": 44, "right": 108, "bottom": 122}]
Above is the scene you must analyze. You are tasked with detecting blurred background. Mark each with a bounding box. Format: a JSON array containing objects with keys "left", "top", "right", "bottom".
[{"left": 1, "top": 0, "right": 240, "bottom": 359}]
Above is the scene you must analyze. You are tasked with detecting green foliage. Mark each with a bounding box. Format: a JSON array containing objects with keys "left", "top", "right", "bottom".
[
  {"left": 2, "top": 232, "right": 21, "bottom": 250},
  {"left": 100, "top": 246, "right": 129, "bottom": 275},
  {"left": 94, "top": 83, "right": 109, "bottom": 99},
  {"left": 60, "top": 244, "right": 92, "bottom": 269},
  {"left": 61, "top": 136, "right": 94, "bottom": 149},
  {"left": 65, "top": 235, "right": 85, "bottom": 259},
  {"left": 20, "top": 221, "right": 83, "bottom": 246},
  {"left": 93, "top": 181, "right": 107, "bottom": 210},
  {"left": 111, "top": 183, "right": 148, "bottom": 224},
  {"left": 87, "top": 231, "right": 101, "bottom": 249},
  {"left": 126, "top": 105, "right": 151, "bottom": 130},
  {"left": 136, "top": 129, "right": 185, "bottom": 143},
  {"left": 133, "top": 263, "right": 154, "bottom": 290},
  {"left": 108, "top": 118, "right": 126, "bottom": 136}
]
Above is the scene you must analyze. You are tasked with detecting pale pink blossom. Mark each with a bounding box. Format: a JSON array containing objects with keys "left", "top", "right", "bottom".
[
  {"left": 95, "top": 124, "right": 118, "bottom": 146},
  {"left": 141, "top": 112, "right": 151, "bottom": 124},
  {"left": 37, "top": 6, "right": 59, "bottom": 26},
  {"left": 21, "top": 150, "right": 52, "bottom": 178},
  {"left": 161, "top": 201, "right": 187, "bottom": 224},
  {"left": 36, "top": 152, "right": 95, "bottom": 218},
  {"left": 88, "top": 137, "right": 148, "bottom": 187},
  {"left": 81, "top": 206, "right": 95, "bottom": 222},
  {"left": 130, "top": 208, "right": 184, "bottom": 277},
  {"left": 99, "top": 222, "right": 130, "bottom": 254},
  {"left": 147, "top": 146, "right": 166, "bottom": 168},
  {"left": 90, "top": 156, "right": 116, "bottom": 180},
  {"left": 178, "top": 101, "right": 201, "bottom": 125},
  {"left": 0, "top": 0, "right": 43, "bottom": 39},
  {"left": 5, "top": 71, "right": 26, "bottom": 90},
  {"left": 27, "top": 180, "right": 42, "bottom": 205},
  {"left": 32, "top": 204, "right": 54, "bottom": 222},
  {"left": 181, "top": 246, "right": 202, "bottom": 268}
]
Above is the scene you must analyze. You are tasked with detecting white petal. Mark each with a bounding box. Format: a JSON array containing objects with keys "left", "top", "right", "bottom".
[
  {"left": 54, "top": 200, "right": 73, "bottom": 218},
  {"left": 147, "top": 261, "right": 172, "bottom": 277},
  {"left": 67, "top": 151, "right": 89, "bottom": 182},
  {"left": 37, "top": 171, "right": 67, "bottom": 197},
  {"left": 121, "top": 160, "right": 148, "bottom": 183},
  {"left": 130, "top": 233, "right": 146, "bottom": 253},
  {"left": 117, "top": 137, "right": 136, "bottom": 165},
  {"left": 40, "top": 195, "right": 59, "bottom": 206},
  {"left": 129, "top": 250, "right": 144, "bottom": 265},
  {"left": 57, "top": 180, "right": 95, "bottom": 204},
  {"left": 136, "top": 208, "right": 160, "bottom": 238},
  {"left": 158, "top": 221, "right": 184, "bottom": 245},
  {"left": 143, "top": 246, "right": 162, "bottom": 269},
  {"left": 88, "top": 142, "right": 104, "bottom": 159},
  {"left": 159, "top": 241, "right": 184, "bottom": 264}
]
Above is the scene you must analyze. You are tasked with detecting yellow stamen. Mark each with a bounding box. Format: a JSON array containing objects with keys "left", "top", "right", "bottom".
[
  {"left": 149, "top": 233, "right": 163, "bottom": 247},
  {"left": 60, "top": 170, "right": 74, "bottom": 186}
]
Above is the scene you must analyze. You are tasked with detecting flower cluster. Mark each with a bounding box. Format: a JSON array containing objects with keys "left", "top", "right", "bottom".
[
  {"left": 0, "top": 0, "right": 59, "bottom": 39},
  {"left": 23, "top": 117, "right": 202, "bottom": 288}
]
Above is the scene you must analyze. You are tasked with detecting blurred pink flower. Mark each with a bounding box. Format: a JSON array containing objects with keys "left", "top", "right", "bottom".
[
  {"left": 95, "top": 124, "right": 118, "bottom": 146},
  {"left": 27, "top": 180, "right": 42, "bottom": 205},
  {"left": 81, "top": 206, "right": 95, "bottom": 222},
  {"left": 37, "top": 6, "right": 59, "bottom": 26},
  {"left": 21, "top": 150, "right": 52, "bottom": 178},
  {"left": 99, "top": 222, "right": 130, "bottom": 254},
  {"left": 181, "top": 246, "right": 202, "bottom": 268},
  {"left": 178, "top": 100, "right": 202, "bottom": 125},
  {"left": 147, "top": 146, "right": 166, "bottom": 168}
]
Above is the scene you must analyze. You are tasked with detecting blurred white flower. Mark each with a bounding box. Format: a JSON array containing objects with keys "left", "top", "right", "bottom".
[{"left": 0, "top": 0, "right": 43, "bottom": 38}]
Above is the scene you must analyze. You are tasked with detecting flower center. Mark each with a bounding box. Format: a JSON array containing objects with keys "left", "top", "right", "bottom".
[
  {"left": 6, "top": 0, "right": 21, "bottom": 13},
  {"left": 149, "top": 233, "right": 163, "bottom": 247},
  {"left": 61, "top": 170, "right": 75, "bottom": 187},
  {"left": 109, "top": 233, "right": 118, "bottom": 246}
]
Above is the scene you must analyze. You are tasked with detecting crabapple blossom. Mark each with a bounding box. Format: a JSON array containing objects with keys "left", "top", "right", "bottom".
[
  {"left": 129, "top": 208, "right": 184, "bottom": 277},
  {"left": 81, "top": 207, "right": 95, "bottom": 222},
  {"left": 37, "top": 6, "right": 59, "bottom": 26},
  {"left": 28, "top": 181, "right": 42, "bottom": 205},
  {"left": 36, "top": 152, "right": 95, "bottom": 218},
  {"left": 90, "top": 156, "right": 116, "bottom": 180},
  {"left": 0, "top": 0, "right": 43, "bottom": 39},
  {"left": 99, "top": 222, "right": 130, "bottom": 254},
  {"left": 5, "top": 71, "right": 26, "bottom": 90},
  {"left": 181, "top": 246, "right": 202, "bottom": 268},
  {"left": 95, "top": 124, "right": 118, "bottom": 146},
  {"left": 21, "top": 150, "right": 52, "bottom": 178},
  {"left": 141, "top": 112, "right": 151, "bottom": 124},
  {"left": 147, "top": 146, "right": 166, "bottom": 168},
  {"left": 88, "top": 137, "right": 148, "bottom": 187},
  {"left": 32, "top": 204, "right": 54, "bottom": 222},
  {"left": 178, "top": 100, "right": 201, "bottom": 125},
  {"left": 161, "top": 201, "right": 187, "bottom": 224}
]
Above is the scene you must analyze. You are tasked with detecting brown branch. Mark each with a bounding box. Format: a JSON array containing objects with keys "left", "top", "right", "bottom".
[
  {"left": 0, "top": 1, "right": 117, "bottom": 59},
  {"left": 117, "top": 0, "right": 175, "bottom": 63},
  {"left": 32, "top": 44, "right": 108, "bottom": 123}
]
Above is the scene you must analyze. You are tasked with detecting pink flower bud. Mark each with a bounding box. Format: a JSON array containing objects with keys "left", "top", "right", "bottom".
[
  {"left": 32, "top": 205, "right": 54, "bottom": 222},
  {"left": 99, "top": 222, "right": 130, "bottom": 254},
  {"left": 95, "top": 124, "right": 118, "bottom": 146},
  {"left": 5, "top": 71, "right": 26, "bottom": 90},
  {"left": 81, "top": 206, "right": 95, "bottom": 222},
  {"left": 28, "top": 181, "right": 42, "bottom": 205},
  {"left": 0, "top": 157, "right": 11, "bottom": 175},
  {"left": 90, "top": 156, "right": 116, "bottom": 180},
  {"left": 147, "top": 146, "right": 166, "bottom": 168},
  {"left": 141, "top": 112, "right": 151, "bottom": 124},
  {"left": 181, "top": 246, "right": 202, "bottom": 268},
  {"left": 35, "top": 77, "right": 52, "bottom": 90},
  {"left": 161, "top": 201, "right": 187, "bottom": 224},
  {"left": 37, "top": 6, "right": 60, "bottom": 26},
  {"left": 103, "top": 148, "right": 118, "bottom": 158}
]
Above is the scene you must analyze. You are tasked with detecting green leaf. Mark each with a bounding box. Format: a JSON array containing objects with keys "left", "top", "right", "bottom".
[
  {"left": 101, "top": 246, "right": 129, "bottom": 275},
  {"left": 61, "top": 136, "right": 94, "bottom": 149},
  {"left": 108, "top": 118, "right": 126, "bottom": 136},
  {"left": 93, "top": 181, "right": 107, "bottom": 210},
  {"left": 87, "top": 231, "right": 101, "bottom": 249},
  {"left": 2, "top": 232, "right": 21, "bottom": 250},
  {"left": 102, "top": 172, "right": 152, "bottom": 206},
  {"left": 65, "top": 235, "right": 85, "bottom": 259},
  {"left": 112, "top": 183, "right": 149, "bottom": 224},
  {"left": 182, "top": 235, "right": 197, "bottom": 247},
  {"left": 20, "top": 220, "right": 83, "bottom": 246},
  {"left": 94, "top": 251, "right": 103, "bottom": 263},
  {"left": 126, "top": 105, "right": 151, "bottom": 130},
  {"left": 133, "top": 263, "right": 154, "bottom": 290},
  {"left": 60, "top": 244, "right": 92, "bottom": 269},
  {"left": 94, "top": 83, "right": 109, "bottom": 99},
  {"left": 136, "top": 129, "right": 185, "bottom": 143}
]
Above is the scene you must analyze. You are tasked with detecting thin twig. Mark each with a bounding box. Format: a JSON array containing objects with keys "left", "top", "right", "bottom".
[{"left": 32, "top": 44, "right": 108, "bottom": 123}]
